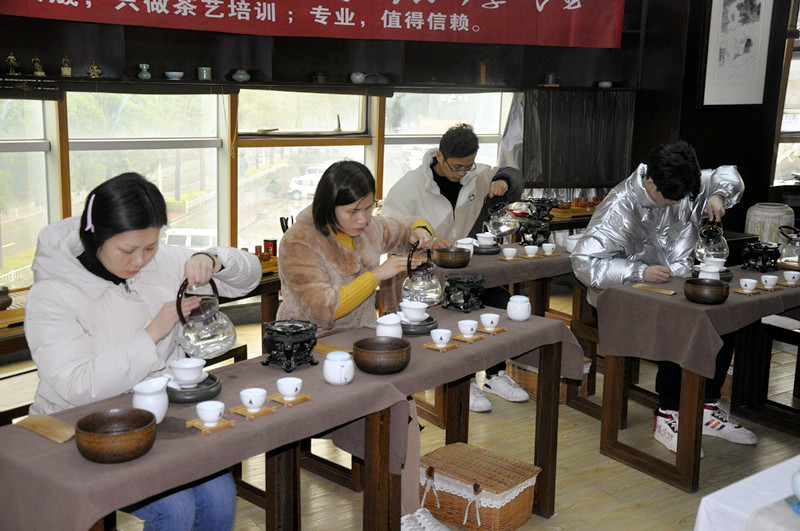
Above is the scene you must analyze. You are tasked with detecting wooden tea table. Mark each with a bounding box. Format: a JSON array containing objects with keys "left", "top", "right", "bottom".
[
  {"left": 596, "top": 266, "right": 800, "bottom": 492},
  {"left": 0, "top": 355, "right": 408, "bottom": 531},
  {"left": 315, "top": 306, "right": 585, "bottom": 518}
]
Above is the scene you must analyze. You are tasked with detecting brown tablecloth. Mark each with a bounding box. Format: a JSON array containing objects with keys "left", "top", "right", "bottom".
[
  {"left": 597, "top": 267, "right": 800, "bottom": 378},
  {"left": 315, "top": 306, "right": 586, "bottom": 386},
  {"left": 381, "top": 245, "right": 573, "bottom": 313},
  {"left": 0, "top": 357, "right": 408, "bottom": 530}
]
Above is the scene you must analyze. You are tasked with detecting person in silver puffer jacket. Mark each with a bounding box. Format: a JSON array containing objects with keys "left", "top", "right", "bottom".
[{"left": 570, "top": 141, "right": 757, "bottom": 454}]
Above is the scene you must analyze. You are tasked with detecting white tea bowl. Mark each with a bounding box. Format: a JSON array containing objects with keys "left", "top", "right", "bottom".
[
  {"left": 524, "top": 245, "right": 538, "bottom": 257},
  {"left": 740, "top": 278, "right": 757, "bottom": 293},
  {"left": 457, "top": 320, "right": 478, "bottom": 339},
  {"left": 761, "top": 274, "right": 779, "bottom": 289},
  {"left": 542, "top": 243, "right": 556, "bottom": 255},
  {"left": 698, "top": 264, "right": 720, "bottom": 280},
  {"left": 502, "top": 247, "right": 518, "bottom": 259},
  {"left": 165, "top": 71, "right": 184, "bottom": 80},
  {"left": 480, "top": 313, "right": 500, "bottom": 331},
  {"left": 196, "top": 400, "right": 224, "bottom": 427},
  {"left": 239, "top": 388, "right": 267, "bottom": 413},
  {"left": 476, "top": 232, "right": 495, "bottom": 246},
  {"left": 704, "top": 257, "right": 726, "bottom": 271},
  {"left": 169, "top": 358, "right": 205, "bottom": 383},
  {"left": 430, "top": 328, "right": 452, "bottom": 348},
  {"left": 399, "top": 300, "right": 427, "bottom": 323},
  {"left": 276, "top": 377, "right": 302, "bottom": 402},
  {"left": 784, "top": 270, "right": 800, "bottom": 285},
  {"left": 566, "top": 234, "right": 581, "bottom": 253}
]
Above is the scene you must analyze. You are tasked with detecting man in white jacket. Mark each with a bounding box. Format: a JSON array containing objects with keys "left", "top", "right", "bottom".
[{"left": 381, "top": 123, "right": 528, "bottom": 413}]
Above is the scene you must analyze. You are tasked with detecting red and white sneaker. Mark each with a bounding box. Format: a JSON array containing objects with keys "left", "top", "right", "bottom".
[
  {"left": 702, "top": 402, "right": 758, "bottom": 445},
  {"left": 654, "top": 409, "right": 704, "bottom": 458}
]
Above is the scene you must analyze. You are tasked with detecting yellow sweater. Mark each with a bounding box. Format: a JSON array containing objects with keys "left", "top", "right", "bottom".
[{"left": 333, "top": 220, "right": 431, "bottom": 319}]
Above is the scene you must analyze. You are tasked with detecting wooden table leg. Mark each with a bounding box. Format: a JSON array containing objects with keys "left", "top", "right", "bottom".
[
  {"left": 261, "top": 290, "right": 279, "bottom": 354},
  {"left": 529, "top": 278, "right": 548, "bottom": 317},
  {"left": 444, "top": 375, "right": 470, "bottom": 445},
  {"left": 532, "top": 342, "right": 561, "bottom": 518},
  {"left": 264, "top": 441, "right": 301, "bottom": 531},
  {"left": 364, "top": 407, "right": 396, "bottom": 530},
  {"left": 600, "top": 354, "right": 703, "bottom": 492}
]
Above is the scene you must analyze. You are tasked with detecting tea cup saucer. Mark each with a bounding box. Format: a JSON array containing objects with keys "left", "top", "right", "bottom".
[
  {"left": 397, "top": 311, "right": 430, "bottom": 324},
  {"left": 173, "top": 371, "right": 209, "bottom": 389}
]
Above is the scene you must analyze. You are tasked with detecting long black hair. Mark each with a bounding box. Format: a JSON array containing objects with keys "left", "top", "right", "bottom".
[
  {"left": 312, "top": 161, "right": 375, "bottom": 236},
  {"left": 79, "top": 172, "right": 168, "bottom": 258}
]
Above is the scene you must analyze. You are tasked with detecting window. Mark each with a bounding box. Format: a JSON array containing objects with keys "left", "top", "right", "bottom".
[
  {"left": 236, "top": 90, "right": 369, "bottom": 248},
  {"left": 383, "top": 92, "right": 512, "bottom": 194},
  {"left": 0, "top": 100, "right": 49, "bottom": 288},
  {"left": 67, "top": 93, "right": 221, "bottom": 243}
]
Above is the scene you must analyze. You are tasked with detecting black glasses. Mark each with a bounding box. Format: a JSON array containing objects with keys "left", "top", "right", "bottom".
[{"left": 443, "top": 158, "right": 477, "bottom": 175}]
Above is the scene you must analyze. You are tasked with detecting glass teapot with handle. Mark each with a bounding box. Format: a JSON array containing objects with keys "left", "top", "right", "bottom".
[
  {"left": 176, "top": 278, "right": 237, "bottom": 359},
  {"left": 401, "top": 241, "right": 443, "bottom": 306},
  {"left": 482, "top": 199, "right": 520, "bottom": 239},
  {"left": 694, "top": 220, "right": 729, "bottom": 263},
  {"left": 779, "top": 225, "right": 800, "bottom": 267}
]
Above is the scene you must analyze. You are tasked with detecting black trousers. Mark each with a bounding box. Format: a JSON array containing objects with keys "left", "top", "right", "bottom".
[
  {"left": 482, "top": 286, "right": 511, "bottom": 377},
  {"left": 655, "top": 332, "right": 735, "bottom": 410}
]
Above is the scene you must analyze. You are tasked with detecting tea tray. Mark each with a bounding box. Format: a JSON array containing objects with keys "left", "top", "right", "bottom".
[{"left": 167, "top": 373, "right": 221, "bottom": 403}]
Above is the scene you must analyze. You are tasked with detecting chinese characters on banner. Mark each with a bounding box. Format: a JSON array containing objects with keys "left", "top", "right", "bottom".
[{"left": 1, "top": 1, "right": 624, "bottom": 48}]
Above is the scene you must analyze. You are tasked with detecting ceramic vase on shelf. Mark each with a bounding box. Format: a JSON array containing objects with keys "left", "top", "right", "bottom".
[
  {"left": 232, "top": 69, "right": 250, "bottom": 82},
  {"left": 745, "top": 202, "right": 794, "bottom": 244},
  {"left": 137, "top": 64, "right": 151, "bottom": 80}
]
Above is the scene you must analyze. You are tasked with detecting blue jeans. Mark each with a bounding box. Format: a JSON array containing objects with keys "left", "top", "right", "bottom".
[{"left": 126, "top": 471, "right": 236, "bottom": 531}]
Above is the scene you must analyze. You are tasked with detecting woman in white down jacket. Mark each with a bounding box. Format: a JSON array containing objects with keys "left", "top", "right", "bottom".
[{"left": 24, "top": 172, "right": 260, "bottom": 530}]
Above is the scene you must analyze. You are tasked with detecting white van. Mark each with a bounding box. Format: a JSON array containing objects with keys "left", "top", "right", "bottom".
[
  {"left": 164, "top": 228, "right": 217, "bottom": 250},
  {"left": 287, "top": 166, "right": 325, "bottom": 200}
]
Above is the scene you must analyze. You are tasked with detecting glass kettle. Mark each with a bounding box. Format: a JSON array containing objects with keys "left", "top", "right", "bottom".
[
  {"left": 694, "top": 220, "right": 729, "bottom": 263},
  {"left": 176, "top": 278, "right": 237, "bottom": 359},
  {"left": 401, "top": 241, "right": 443, "bottom": 306},
  {"left": 779, "top": 225, "right": 800, "bottom": 267},
  {"left": 482, "top": 199, "right": 520, "bottom": 239}
]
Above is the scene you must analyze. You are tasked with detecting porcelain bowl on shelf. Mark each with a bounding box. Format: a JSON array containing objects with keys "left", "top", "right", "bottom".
[
  {"left": 165, "top": 71, "right": 184, "bottom": 80},
  {"left": 75, "top": 408, "right": 156, "bottom": 463}
]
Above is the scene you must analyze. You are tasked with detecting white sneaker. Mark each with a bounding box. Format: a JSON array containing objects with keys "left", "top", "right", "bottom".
[
  {"left": 469, "top": 381, "right": 492, "bottom": 412},
  {"left": 401, "top": 512, "right": 426, "bottom": 531},
  {"left": 413, "top": 508, "right": 449, "bottom": 530},
  {"left": 654, "top": 409, "right": 705, "bottom": 458},
  {"left": 702, "top": 402, "right": 758, "bottom": 445},
  {"left": 483, "top": 370, "right": 530, "bottom": 402}
]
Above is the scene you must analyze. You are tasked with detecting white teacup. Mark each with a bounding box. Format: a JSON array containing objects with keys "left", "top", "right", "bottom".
[
  {"left": 376, "top": 313, "right": 403, "bottom": 338},
  {"left": 524, "top": 245, "right": 538, "bottom": 257},
  {"left": 698, "top": 264, "right": 720, "bottom": 280},
  {"left": 196, "top": 400, "right": 225, "bottom": 427},
  {"left": 740, "top": 278, "right": 757, "bottom": 293},
  {"left": 542, "top": 243, "right": 556, "bottom": 255},
  {"left": 784, "top": 270, "right": 800, "bottom": 285},
  {"left": 430, "top": 328, "right": 452, "bottom": 348},
  {"left": 240, "top": 388, "right": 267, "bottom": 413},
  {"left": 399, "top": 300, "right": 427, "bottom": 323},
  {"left": 276, "top": 377, "right": 302, "bottom": 402},
  {"left": 169, "top": 358, "right": 205, "bottom": 383},
  {"left": 704, "top": 257, "right": 726, "bottom": 271},
  {"left": 476, "top": 232, "right": 495, "bottom": 246},
  {"left": 761, "top": 274, "right": 779, "bottom": 289},
  {"left": 566, "top": 234, "right": 581, "bottom": 253},
  {"left": 457, "top": 320, "right": 478, "bottom": 339},
  {"left": 502, "top": 247, "right": 518, "bottom": 259},
  {"left": 480, "top": 312, "right": 500, "bottom": 331},
  {"left": 456, "top": 238, "right": 475, "bottom": 257}
]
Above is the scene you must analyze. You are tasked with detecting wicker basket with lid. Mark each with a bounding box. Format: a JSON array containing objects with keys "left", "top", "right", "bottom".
[{"left": 418, "top": 442, "right": 541, "bottom": 531}]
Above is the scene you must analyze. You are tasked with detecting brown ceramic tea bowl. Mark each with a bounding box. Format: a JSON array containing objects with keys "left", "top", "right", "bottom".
[
  {"left": 352, "top": 337, "right": 411, "bottom": 374},
  {"left": 432, "top": 247, "right": 471, "bottom": 268},
  {"left": 75, "top": 408, "right": 156, "bottom": 463},
  {"left": 683, "top": 278, "right": 730, "bottom": 305}
]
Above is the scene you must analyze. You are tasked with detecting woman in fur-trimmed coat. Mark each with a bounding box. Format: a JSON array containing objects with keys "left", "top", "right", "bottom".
[
  {"left": 276, "top": 160, "right": 433, "bottom": 518},
  {"left": 277, "top": 160, "right": 432, "bottom": 336}
]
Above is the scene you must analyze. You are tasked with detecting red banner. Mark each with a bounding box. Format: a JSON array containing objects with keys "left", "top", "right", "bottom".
[{"left": 2, "top": 1, "right": 624, "bottom": 48}]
